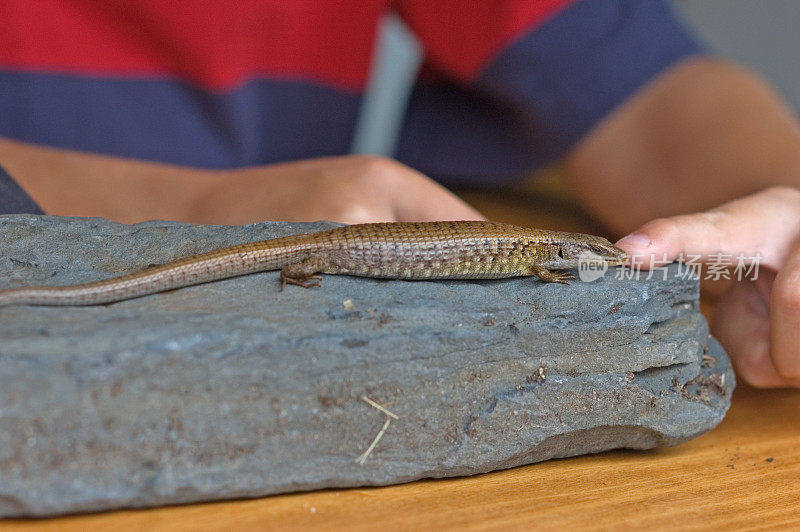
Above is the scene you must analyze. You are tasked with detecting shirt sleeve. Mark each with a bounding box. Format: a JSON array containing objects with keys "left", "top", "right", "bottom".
[
  {"left": 0, "top": 165, "right": 45, "bottom": 215},
  {"left": 398, "top": 0, "right": 704, "bottom": 178}
]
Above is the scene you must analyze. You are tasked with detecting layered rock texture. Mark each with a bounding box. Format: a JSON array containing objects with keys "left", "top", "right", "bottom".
[{"left": 0, "top": 215, "right": 733, "bottom": 517}]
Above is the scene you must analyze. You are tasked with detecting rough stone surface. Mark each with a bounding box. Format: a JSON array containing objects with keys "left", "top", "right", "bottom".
[{"left": 0, "top": 215, "right": 734, "bottom": 517}]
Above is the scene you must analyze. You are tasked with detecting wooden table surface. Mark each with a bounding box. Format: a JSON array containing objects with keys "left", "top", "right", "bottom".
[{"left": 4, "top": 181, "right": 800, "bottom": 530}]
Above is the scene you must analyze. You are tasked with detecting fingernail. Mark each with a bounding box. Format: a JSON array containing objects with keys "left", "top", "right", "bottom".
[{"left": 616, "top": 233, "right": 651, "bottom": 250}]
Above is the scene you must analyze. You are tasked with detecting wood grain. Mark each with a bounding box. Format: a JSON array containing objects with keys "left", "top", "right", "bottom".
[{"left": 3, "top": 181, "right": 799, "bottom": 530}]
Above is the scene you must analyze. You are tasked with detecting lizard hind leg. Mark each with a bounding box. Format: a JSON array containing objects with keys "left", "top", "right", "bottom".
[{"left": 280, "top": 255, "right": 327, "bottom": 290}]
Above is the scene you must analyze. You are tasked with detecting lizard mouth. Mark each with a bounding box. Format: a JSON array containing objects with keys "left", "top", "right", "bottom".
[
  {"left": 586, "top": 242, "right": 627, "bottom": 266},
  {"left": 605, "top": 251, "right": 628, "bottom": 266},
  {"left": 577, "top": 249, "right": 627, "bottom": 267}
]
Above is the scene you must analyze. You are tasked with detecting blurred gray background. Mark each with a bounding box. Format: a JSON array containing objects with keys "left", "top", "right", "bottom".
[
  {"left": 670, "top": 0, "right": 798, "bottom": 111},
  {"left": 353, "top": 1, "right": 799, "bottom": 156}
]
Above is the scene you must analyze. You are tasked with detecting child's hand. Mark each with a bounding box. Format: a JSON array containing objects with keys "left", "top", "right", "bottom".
[{"left": 617, "top": 187, "right": 800, "bottom": 388}]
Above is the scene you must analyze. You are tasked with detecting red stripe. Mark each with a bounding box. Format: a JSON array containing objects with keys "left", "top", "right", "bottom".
[
  {"left": 398, "top": 0, "right": 577, "bottom": 81},
  {"left": 1, "top": 1, "right": 576, "bottom": 90},
  {"left": 0, "top": 1, "right": 385, "bottom": 91}
]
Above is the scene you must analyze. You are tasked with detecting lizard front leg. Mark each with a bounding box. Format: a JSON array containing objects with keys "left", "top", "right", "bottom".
[
  {"left": 280, "top": 255, "right": 328, "bottom": 290},
  {"left": 528, "top": 264, "right": 574, "bottom": 285}
]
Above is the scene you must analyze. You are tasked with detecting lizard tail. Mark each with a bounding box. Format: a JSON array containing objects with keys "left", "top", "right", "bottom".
[{"left": 0, "top": 236, "right": 323, "bottom": 307}]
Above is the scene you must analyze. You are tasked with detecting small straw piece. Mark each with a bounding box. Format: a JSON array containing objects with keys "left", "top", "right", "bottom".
[
  {"left": 355, "top": 395, "right": 400, "bottom": 464},
  {"left": 355, "top": 418, "right": 391, "bottom": 465},
  {"left": 361, "top": 395, "right": 399, "bottom": 419}
]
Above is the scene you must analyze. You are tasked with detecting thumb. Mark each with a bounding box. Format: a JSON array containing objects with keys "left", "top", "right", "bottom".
[{"left": 615, "top": 187, "right": 800, "bottom": 270}]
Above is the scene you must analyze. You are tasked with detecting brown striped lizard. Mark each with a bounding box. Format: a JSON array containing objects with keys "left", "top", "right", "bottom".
[{"left": 0, "top": 221, "right": 626, "bottom": 307}]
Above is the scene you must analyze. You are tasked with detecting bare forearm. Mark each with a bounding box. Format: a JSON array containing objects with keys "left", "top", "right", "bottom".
[
  {"left": 0, "top": 137, "right": 220, "bottom": 223},
  {"left": 0, "top": 138, "right": 482, "bottom": 225},
  {"left": 564, "top": 57, "right": 800, "bottom": 235}
]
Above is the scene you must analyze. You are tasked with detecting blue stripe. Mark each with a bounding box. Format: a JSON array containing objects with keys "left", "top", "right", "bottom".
[
  {"left": 398, "top": 0, "right": 702, "bottom": 185},
  {"left": 0, "top": 73, "right": 361, "bottom": 169},
  {"left": 397, "top": 82, "right": 540, "bottom": 186}
]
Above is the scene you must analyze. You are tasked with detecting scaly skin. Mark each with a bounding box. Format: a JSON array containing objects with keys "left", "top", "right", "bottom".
[{"left": 0, "top": 221, "right": 626, "bottom": 307}]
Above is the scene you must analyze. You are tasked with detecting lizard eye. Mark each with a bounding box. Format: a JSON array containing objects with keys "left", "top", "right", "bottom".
[{"left": 557, "top": 247, "right": 565, "bottom": 259}]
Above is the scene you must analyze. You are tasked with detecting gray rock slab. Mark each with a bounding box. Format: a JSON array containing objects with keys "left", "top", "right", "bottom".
[{"left": 0, "top": 215, "right": 734, "bottom": 517}]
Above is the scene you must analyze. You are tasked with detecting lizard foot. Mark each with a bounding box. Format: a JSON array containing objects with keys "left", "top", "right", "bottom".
[
  {"left": 280, "top": 256, "right": 327, "bottom": 291},
  {"left": 549, "top": 271, "right": 575, "bottom": 285},
  {"left": 530, "top": 265, "right": 575, "bottom": 284},
  {"left": 280, "top": 272, "right": 322, "bottom": 291}
]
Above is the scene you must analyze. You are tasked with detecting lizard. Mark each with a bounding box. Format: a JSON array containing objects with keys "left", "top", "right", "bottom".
[{"left": 0, "top": 221, "right": 626, "bottom": 307}]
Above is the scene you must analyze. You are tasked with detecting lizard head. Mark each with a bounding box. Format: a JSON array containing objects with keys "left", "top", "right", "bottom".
[{"left": 552, "top": 234, "right": 627, "bottom": 269}]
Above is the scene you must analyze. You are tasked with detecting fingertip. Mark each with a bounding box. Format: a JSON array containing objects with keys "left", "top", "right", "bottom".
[
  {"left": 770, "top": 259, "right": 800, "bottom": 379},
  {"left": 616, "top": 217, "right": 683, "bottom": 260},
  {"left": 773, "top": 363, "right": 800, "bottom": 381},
  {"left": 615, "top": 232, "right": 651, "bottom": 253}
]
